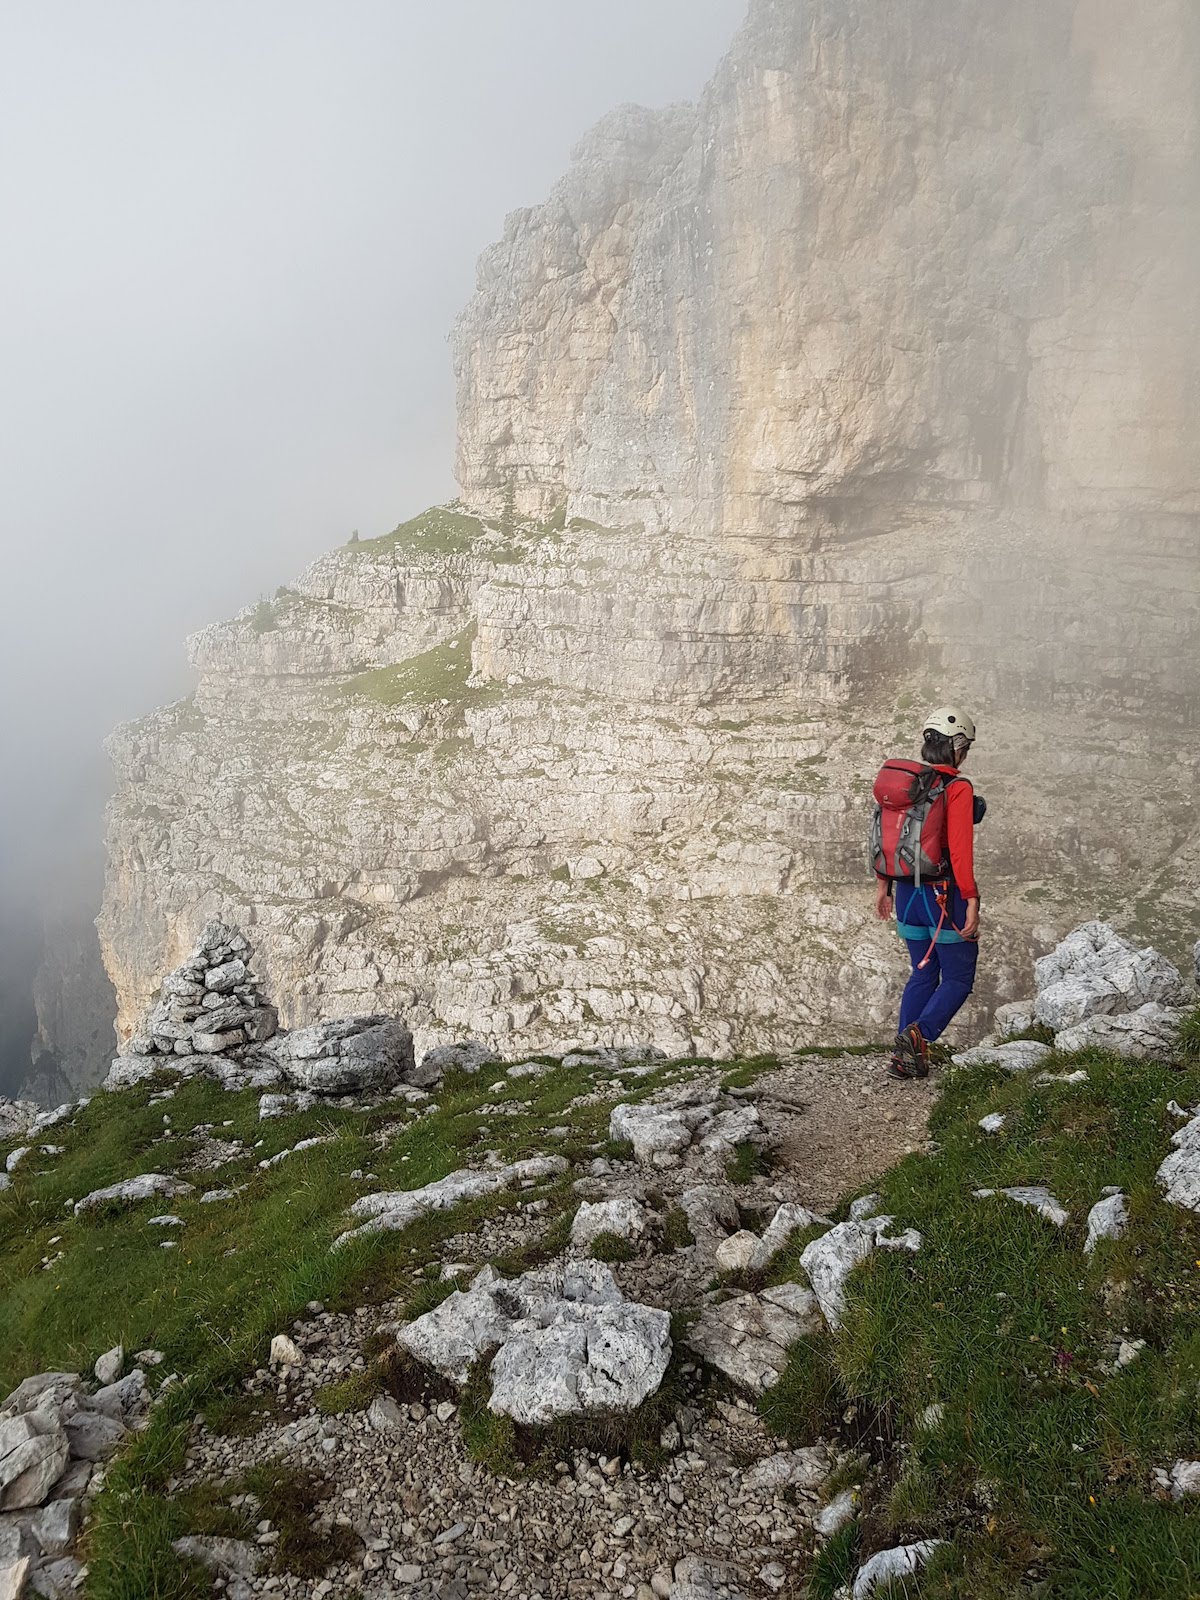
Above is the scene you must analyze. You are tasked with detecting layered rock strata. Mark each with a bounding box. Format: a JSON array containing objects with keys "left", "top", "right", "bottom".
[{"left": 100, "top": 0, "right": 1200, "bottom": 1059}]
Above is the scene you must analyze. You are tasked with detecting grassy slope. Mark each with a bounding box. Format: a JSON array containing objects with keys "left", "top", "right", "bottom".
[
  {"left": 0, "top": 1055, "right": 697, "bottom": 1598},
  {"left": 760, "top": 1049, "right": 1200, "bottom": 1600},
  {"left": 5, "top": 1041, "right": 1200, "bottom": 1598}
]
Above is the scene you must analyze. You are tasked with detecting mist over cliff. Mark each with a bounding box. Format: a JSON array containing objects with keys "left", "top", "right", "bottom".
[
  {"left": 0, "top": 1, "right": 743, "bottom": 1099},
  {"left": 92, "top": 0, "right": 1200, "bottom": 1073}
]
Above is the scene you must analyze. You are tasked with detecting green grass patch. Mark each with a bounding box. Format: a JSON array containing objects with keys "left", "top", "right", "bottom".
[
  {"left": 759, "top": 1051, "right": 1200, "bottom": 1597},
  {"left": 661, "top": 1207, "right": 696, "bottom": 1252},
  {"left": 590, "top": 1231, "right": 636, "bottom": 1263},
  {"left": 0, "top": 1051, "right": 665, "bottom": 1598}
]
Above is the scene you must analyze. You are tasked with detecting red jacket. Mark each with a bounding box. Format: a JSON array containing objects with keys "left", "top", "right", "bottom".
[{"left": 934, "top": 764, "right": 979, "bottom": 900}]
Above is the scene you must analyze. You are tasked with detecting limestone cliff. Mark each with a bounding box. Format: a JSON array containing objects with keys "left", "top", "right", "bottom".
[{"left": 100, "top": 0, "right": 1200, "bottom": 1059}]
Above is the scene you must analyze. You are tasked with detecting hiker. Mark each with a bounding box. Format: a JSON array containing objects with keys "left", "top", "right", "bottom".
[{"left": 870, "top": 707, "right": 983, "bottom": 1079}]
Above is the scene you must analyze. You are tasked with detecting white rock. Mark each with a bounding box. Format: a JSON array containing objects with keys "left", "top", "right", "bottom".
[
  {"left": 609, "top": 1104, "right": 693, "bottom": 1164},
  {"left": 743, "top": 1446, "right": 832, "bottom": 1494},
  {"left": 488, "top": 1297, "right": 671, "bottom": 1425},
  {"left": 366, "top": 1395, "right": 405, "bottom": 1433},
  {"left": 270, "top": 1016, "right": 415, "bottom": 1095},
  {"left": 715, "top": 1232, "right": 762, "bottom": 1274},
  {"left": 993, "top": 1001, "right": 1036, "bottom": 1038},
  {"left": 4, "top": 1151, "right": 29, "bottom": 1176},
  {"left": 93, "top": 1347, "right": 123, "bottom": 1387},
  {"left": 399, "top": 1259, "right": 670, "bottom": 1424},
  {"left": 1084, "top": 1192, "right": 1128, "bottom": 1253},
  {"left": 258, "top": 1092, "right": 318, "bottom": 1120},
  {"left": 679, "top": 1184, "right": 740, "bottom": 1241},
  {"left": 171, "top": 1535, "right": 261, "bottom": 1578},
  {"left": 952, "top": 1040, "right": 1051, "bottom": 1072},
  {"left": 973, "top": 1186, "right": 1068, "bottom": 1227},
  {"left": 336, "top": 1156, "right": 567, "bottom": 1246},
  {"left": 1158, "top": 1109, "right": 1200, "bottom": 1211},
  {"left": 978, "top": 1113, "right": 1006, "bottom": 1134},
  {"left": 848, "top": 1194, "right": 881, "bottom": 1221},
  {"left": 1054, "top": 1003, "right": 1186, "bottom": 1059},
  {"left": 0, "top": 1558, "right": 31, "bottom": 1600},
  {"left": 671, "top": 1557, "right": 748, "bottom": 1600},
  {"left": 0, "top": 1417, "right": 69, "bottom": 1510},
  {"left": 1034, "top": 1069, "right": 1090, "bottom": 1085},
  {"left": 30, "top": 1498, "right": 79, "bottom": 1557},
  {"left": 814, "top": 1487, "right": 857, "bottom": 1539},
  {"left": 684, "top": 1284, "right": 822, "bottom": 1393},
  {"left": 268, "top": 1334, "right": 302, "bottom": 1368},
  {"left": 571, "top": 1197, "right": 650, "bottom": 1250},
  {"left": 1033, "top": 922, "right": 1183, "bottom": 1032},
  {"left": 800, "top": 1216, "right": 922, "bottom": 1329},
  {"left": 1169, "top": 1460, "right": 1200, "bottom": 1500},
  {"left": 73, "top": 1174, "right": 194, "bottom": 1216},
  {"left": 418, "top": 1039, "right": 499, "bottom": 1080},
  {"left": 852, "top": 1541, "right": 944, "bottom": 1597}
]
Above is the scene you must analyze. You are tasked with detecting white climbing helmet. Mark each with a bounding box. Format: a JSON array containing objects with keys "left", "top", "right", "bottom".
[{"left": 924, "top": 705, "right": 977, "bottom": 742}]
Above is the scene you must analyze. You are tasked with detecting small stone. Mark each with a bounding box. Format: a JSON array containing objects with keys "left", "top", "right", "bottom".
[
  {"left": 93, "top": 1346, "right": 123, "bottom": 1386},
  {"left": 268, "top": 1335, "right": 301, "bottom": 1368}
]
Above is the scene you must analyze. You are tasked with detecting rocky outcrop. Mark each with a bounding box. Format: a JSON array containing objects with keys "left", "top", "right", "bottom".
[
  {"left": 395, "top": 1260, "right": 672, "bottom": 1426},
  {"left": 0, "top": 1364, "right": 149, "bottom": 1595},
  {"left": 99, "top": 0, "right": 1200, "bottom": 1060}
]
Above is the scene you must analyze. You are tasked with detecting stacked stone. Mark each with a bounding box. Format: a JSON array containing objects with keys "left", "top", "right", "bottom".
[{"left": 121, "top": 922, "right": 277, "bottom": 1060}]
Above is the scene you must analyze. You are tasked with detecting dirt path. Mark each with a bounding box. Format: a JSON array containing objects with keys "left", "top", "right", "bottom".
[{"left": 757, "top": 1051, "right": 938, "bottom": 1211}]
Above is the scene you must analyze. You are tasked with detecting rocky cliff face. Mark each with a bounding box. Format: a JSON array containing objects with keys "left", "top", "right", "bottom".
[{"left": 100, "top": 0, "right": 1200, "bottom": 1060}]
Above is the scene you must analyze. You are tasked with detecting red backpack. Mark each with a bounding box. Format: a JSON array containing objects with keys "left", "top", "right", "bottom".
[{"left": 870, "top": 760, "right": 960, "bottom": 885}]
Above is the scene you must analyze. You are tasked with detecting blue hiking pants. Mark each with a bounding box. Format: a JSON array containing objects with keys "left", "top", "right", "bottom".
[{"left": 894, "top": 882, "right": 978, "bottom": 1043}]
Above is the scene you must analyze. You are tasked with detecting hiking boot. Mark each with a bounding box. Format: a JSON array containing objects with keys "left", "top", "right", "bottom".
[{"left": 889, "top": 1024, "right": 930, "bottom": 1080}]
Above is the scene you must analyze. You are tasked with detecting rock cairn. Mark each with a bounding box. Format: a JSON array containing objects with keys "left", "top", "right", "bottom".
[{"left": 121, "top": 922, "right": 278, "bottom": 1060}]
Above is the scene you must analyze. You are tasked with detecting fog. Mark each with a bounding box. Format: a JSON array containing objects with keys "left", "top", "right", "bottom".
[{"left": 0, "top": 0, "right": 746, "bottom": 1087}]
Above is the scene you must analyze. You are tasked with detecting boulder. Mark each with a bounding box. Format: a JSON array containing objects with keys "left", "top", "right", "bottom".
[
  {"left": 0, "top": 1418, "right": 69, "bottom": 1511},
  {"left": 26, "top": 1554, "right": 84, "bottom": 1596},
  {"left": 684, "top": 1284, "right": 822, "bottom": 1393},
  {"left": 171, "top": 1535, "right": 261, "bottom": 1579},
  {"left": 671, "top": 1557, "right": 748, "bottom": 1600},
  {"left": 30, "top": 1500, "right": 79, "bottom": 1557},
  {"left": 814, "top": 1488, "right": 857, "bottom": 1540},
  {"left": 679, "top": 1184, "right": 740, "bottom": 1241},
  {"left": 1156, "top": 1110, "right": 1200, "bottom": 1211},
  {"left": 398, "top": 1260, "right": 671, "bottom": 1424},
  {"left": 973, "top": 1185, "right": 1068, "bottom": 1227},
  {"left": 952, "top": 1040, "right": 1051, "bottom": 1073},
  {"left": 570, "top": 1197, "right": 650, "bottom": 1251},
  {"left": 1169, "top": 1460, "right": 1200, "bottom": 1500},
  {"left": 272, "top": 1017, "right": 414, "bottom": 1095},
  {"left": 0, "top": 1558, "right": 31, "bottom": 1600},
  {"left": 73, "top": 1174, "right": 194, "bottom": 1216},
  {"left": 1034, "top": 923, "right": 1184, "bottom": 1032},
  {"left": 418, "top": 1040, "right": 499, "bottom": 1081},
  {"left": 0, "top": 1102, "right": 38, "bottom": 1143},
  {"left": 609, "top": 1091, "right": 764, "bottom": 1169},
  {"left": 488, "top": 1297, "right": 671, "bottom": 1425},
  {"left": 992, "top": 1001, "right": 1036, "bottom": 1038},
  {"left": 716, "top": 1203, "right": 829, "bottom": 1275},
  {"left": 800, "top": 1216, "right": 922, "bottom": 1329},
  {"left": 1054, "top": 1003, "right": 1186, "bottom": 1059}
]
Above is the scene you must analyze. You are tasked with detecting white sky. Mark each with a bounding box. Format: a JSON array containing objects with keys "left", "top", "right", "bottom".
[{"left": 0, "top": 0, "right": 745, "bottom": 896}]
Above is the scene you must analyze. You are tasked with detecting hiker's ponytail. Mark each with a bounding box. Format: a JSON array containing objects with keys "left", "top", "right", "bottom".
[{"left": 920, "top": 729, "right": 957, "bottom": 767}]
